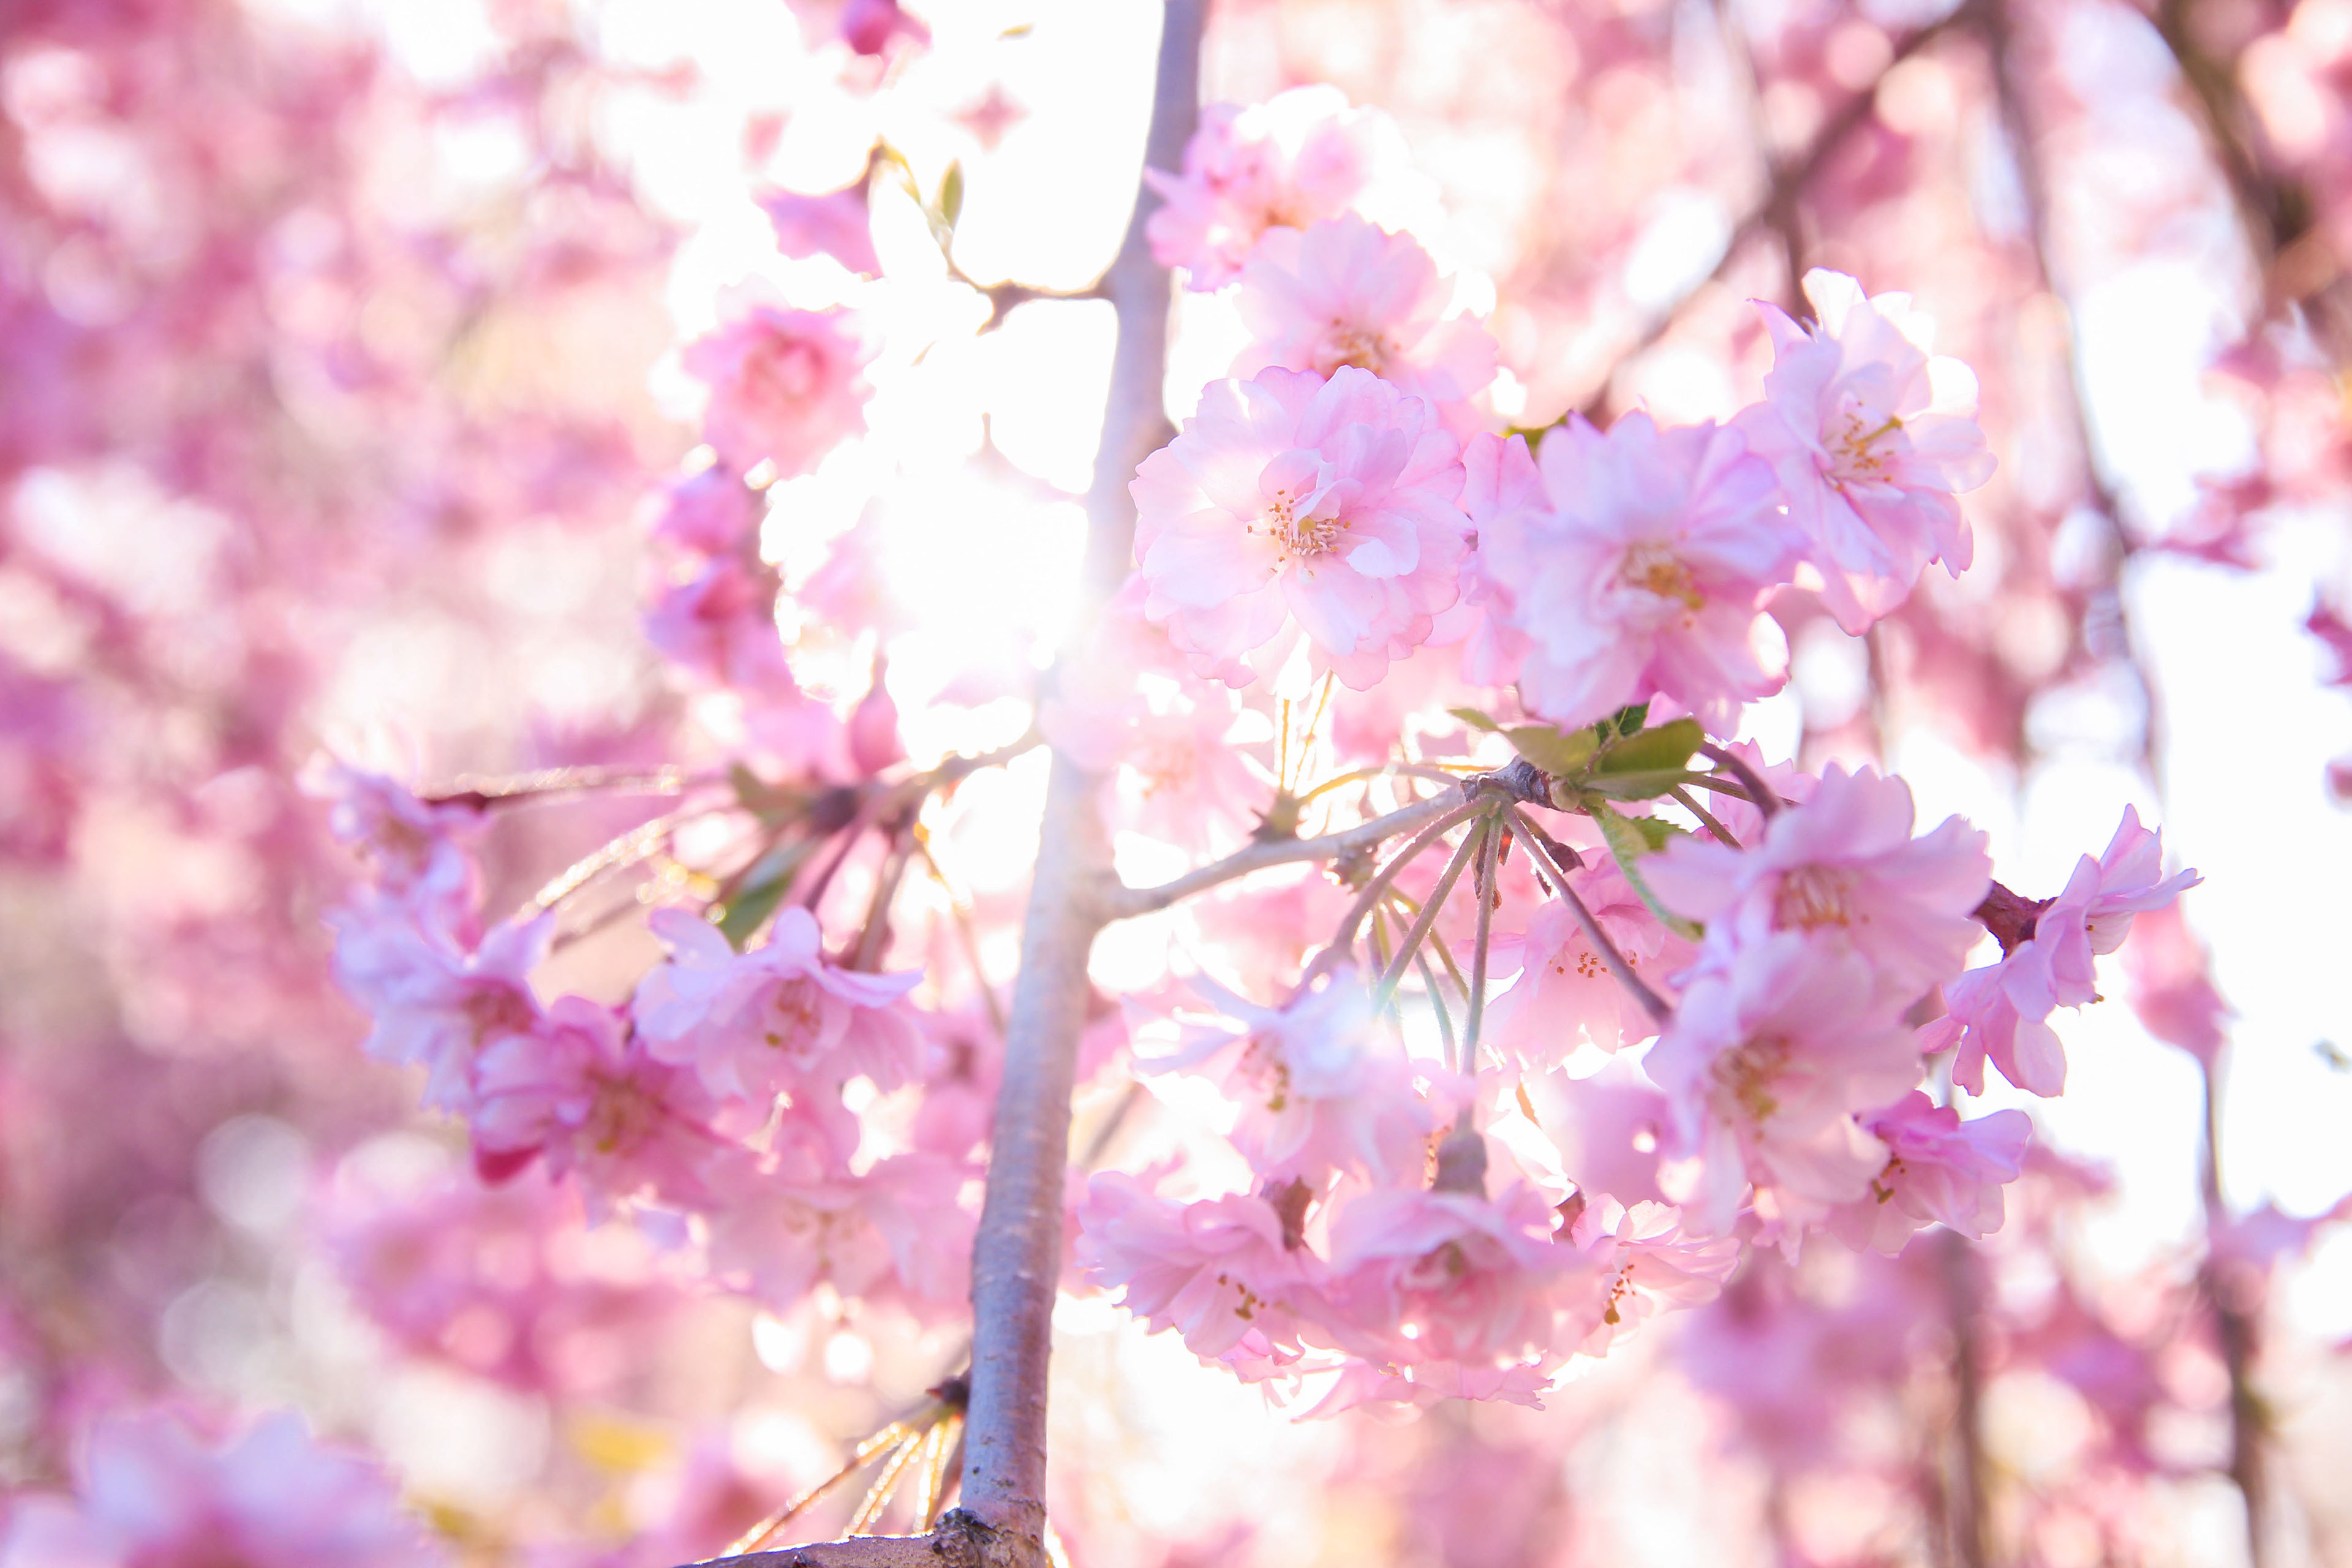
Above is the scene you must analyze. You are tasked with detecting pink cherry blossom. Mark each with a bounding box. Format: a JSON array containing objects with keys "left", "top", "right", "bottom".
[
  {"left": 322, "top": 1167, "right": 692, "bottom": 1396},
  {"left": 1130, "top": 365, "right": 1468, "bottom": 690},
  {"left": 1644, "top": 762, "right": 1991, "bottom": 1008},
  {"left": 1233, "top": 214, "right": 1498, "bottom": 421},
  {"left": 1822, "top": 1093, "right": 2033, "bottom": 1253},
  {"left": 633, "top": 906, "right": 924, "bottom": 1102},
  {"left": 469, "top": 995, "right": 726, "bottom": 1207},
  {"left": 1732, "top": 269, "right": 1995, "bottom": 633},
  {"left": 1563, "top": 1196, "right": 1740, "bottom": 1354},
  {"left": 1460, "top": 415, "right": 1796, "bottom": 736},
  {"left": 2122, "top": 902, "right": 2233, "bottom": 1065},
  {"left": 1144, "top": 88, "right": 1400, "bottom": 290},
  {"left": 647, "top": 467, "right": 764, "bottom": 556},
  {"left": 0, "top": 1409, "right": 445, "bottom": 1568},
  {"left": 701, "top": 1147, "right": 971, "bottom": 1316},
  {"left": 1929, "top": 808, "right": 2199, "bottom": 1096},
  {"left": 1132, "top": 968, "right": 1439, "bottom": 1186},
  {"left": 1484, "top": 858, "right": 1684, "bottom": 1070},
  {"left": 760, "top": 182, "right": 880, "bottom": 276},
  {"left": 679, "top": 289, "right": 871, "bottom": 477},
  {"left": 642, "top": 553, "right": 797, "bottom": 695},
  {"left": 302, "top": 758, "right": 483, "bottom": 936},
  {"left": 1325, "top": 1181, "right": 1589, "bottom": 1368},
  {"left": 1646, "top": 936, "right": 1923, "bottom": 1232},
  {"left": 1076, "top": 1174, "right": 1327, "bottom": 1380},
  {"left": 328, "top": 900, "right": 551, "bottom": 1111}
]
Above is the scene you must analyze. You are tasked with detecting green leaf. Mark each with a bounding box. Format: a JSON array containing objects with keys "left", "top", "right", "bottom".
[
  {"left": 1592, "top": 803, "right": 1702, "bottom": 939},
  {"left": 1447, "top": 706, "right": 1501, "bottom": 733},
  {"left": 1610, "top": 702, "right": 1651, "bottom": 739},
  {"left": 1506, "top": 724, "right": 1599, "bottom": 777},
  {"left": 1592, "top": 715, "right": 1702, "bottom": 777},
  {"left": 1581, "top": 767, "right": 1702, "bottom": 802},
  {"left": 937, "top": 160, "right": 964, "bottom": 228},
  {"left": 714, "top": 839, "right": 815, "bottom": 950}
]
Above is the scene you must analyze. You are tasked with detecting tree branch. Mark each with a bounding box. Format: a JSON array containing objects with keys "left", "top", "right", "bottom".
[
  {"left": 1504, "top": 807, "right": 1673, "bottom": 1024},
  {"left": 1578, "top": 1, "right": 1978, "bottom": 420},
  {"left": 1102, "top": 792, "right": 1466, "bottom": 919},
  {"left": 954, "top": 7, "right": 1201, "bottom": 1562}
]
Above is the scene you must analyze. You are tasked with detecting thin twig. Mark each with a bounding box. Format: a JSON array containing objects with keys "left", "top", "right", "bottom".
[
  {"left": 1577, "top": 1, "right": 1980, "bottom": 420},
  {"left": 916, "top": 838, "right": 1006, "bottom": 1036},
  {"left": 1505, "top": 807, "right": 1673, "bottom": 1024},
  {"left": 1105, "top": 793, "right": 1469, "bottom": 919},
  {"left": 1300, "top": 799, "right": 1491, "bottom": 986},
  {"left": 1409, "top": 938, "right": 1460, "bottom": 1068},
  {"left": 1462, "top": 818, "right": 1502, "bottom": 1071},
  {"left": 1698, "top": 742, "right": 1781, "bottom": 821},
  {"left": 1373, "top": 826, "right": 1484, "bottom": 1002},
  {"left": 1670, "top": 785, "right": 1740, "bottom": 848}
]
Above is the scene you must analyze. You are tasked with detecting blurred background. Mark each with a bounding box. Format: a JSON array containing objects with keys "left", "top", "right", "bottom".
[{"left": 1, "top": 0, "right": 2350, "bottom": 1564}]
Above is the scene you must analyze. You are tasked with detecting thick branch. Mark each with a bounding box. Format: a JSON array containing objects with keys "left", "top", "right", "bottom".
[
  {"left": 955, "top": 6, "right": 1201, "bottom": 1561},
  {"left": 1103, "top": 792, "right": 1464, "bottom": 919}
]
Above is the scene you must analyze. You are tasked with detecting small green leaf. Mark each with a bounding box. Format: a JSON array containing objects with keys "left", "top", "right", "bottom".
[
  {"left": 937, "top": 160, "right": 964, "bottom": 228},
  {"left": 1592, "top": 803, "right": 1702, "bottom": 938},
  {"left": 1506, "top": 724, "right": 1599, "bottom": 777},
  {"left": 1610, "top": 702, "right": 1651, "bottom": 739},
  {"left": 729, "top": 763, "right": 813, "bottom": 827},
  {"left": 1592, "top": 715, "right": 1703, "bottom": 777},
  {"left": 1582, "top": 767, "right": 1702, "bottom": 802},
  {"left": 1447, "top": 706, "right": 1501, "bottom": 733},
  {"left": 714, "top": 839, "right": 815, "bottom": 950}
]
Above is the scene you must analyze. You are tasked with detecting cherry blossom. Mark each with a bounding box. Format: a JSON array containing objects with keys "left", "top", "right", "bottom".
[
  {"left": 1822, "top": 1093, "right": 2034, "bottom": 1253},
  {"left": 1460, "top": 415, "right": 1795, "bottom": 734},
  {"left": 300, "top": 760, "right": 483, "bottom": 936},
  {"left": 1324, "top": 1181, "right": 1589, "bottom": 1369},
  {"left": 469, "top": 995, "right": 726, "bottom": 1205},
  {"left": 1562, "top": 1196, "right": 1740, "bottom": 1354},
  {"left": 1076, "top": 1174, "right": 1327, "bottom": 1380},
  {"left": 633, "top": 906, "right": 924, "bottom": 1102},
  {"left": 642, "top": 553, "right": 798, "bottom": 695},
  {"left": 1131, "top": 969, "right": 1441, "bottom": 1186},
  {"left": 1145, "top": 87, "right": 1403, "bottom": 289},
  {"left": 760, "top": 181, "right": 881, "bottom": 276},
  {"left": 1232, "top": 214, "right": 1498, "bottom": 422},
  {"left": 680, "top": 288, "right": 871, "bottom": 478},
  {"left": 1929, "top": 808, "right": 2199, "bottom": 1095},
  {"left": 1732, "top": 269, "right": 1996, "bottom": 633},
  {"left": 1130, "top": 365, "right": 1468, "bottom": 689},
  {"left": 701, "top": 1147, "right": 971, "bottom": 1316},
  {"left": 0, "top": 1410, "right": 445, "bottom": 1568},
  {"left": 1483, "top": 858, "right": 1683, "bottom": 1070},
  {"left": 1644, "top": 761, "right": 1991, "bottom": 1007},
  {"left": 328, "top": 903, "right": 551, "bottom": 1111},
  {"left": 1645, "top": 936, "right": 1923, "bottom": 1232}
]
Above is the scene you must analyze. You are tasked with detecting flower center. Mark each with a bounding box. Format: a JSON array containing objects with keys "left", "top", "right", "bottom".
[
  {"left": 1618, "top": 541, "right": 1703, "bottom": 610},
  {"left": 1251, "top": 489, "right": 1347, "bottom": 562},
  {"left": 746, "top": 336, "right": 823, "bottom": 409},
  {"left": 1711, "top": 1033, "right": 1791, "bottom": 1123},
  {"left": 763, "top": 978, "right": 825, "bottom": 1047},
  {"left": 1313, "top": 320, "right": 1393, "bottom": 377},
  {"left": 1772, "top": 864, "right": 1858, "bottom": 931},
  {"left": 1828, "top": 404, "right": 1904, "bottom": 481}
]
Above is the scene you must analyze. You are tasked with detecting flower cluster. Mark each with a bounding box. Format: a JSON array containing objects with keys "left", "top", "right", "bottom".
[{"left": 1136, "top": 91, "right": 1996, "bottom": 728}]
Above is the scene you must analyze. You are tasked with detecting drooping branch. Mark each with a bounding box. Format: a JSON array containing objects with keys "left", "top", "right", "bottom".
[
  {"left": 1697, "top": 742, "right": 1782, "bottom": 821},
  {"left": 1505, "top": 807, "right": 1673, "bottom": 1024},
  {"left": 1578, "top": 0, "right": 1981, "bottom": 420},
  {"left": 1106, "top": 791, "right": 1467, "bottom": 919}
]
